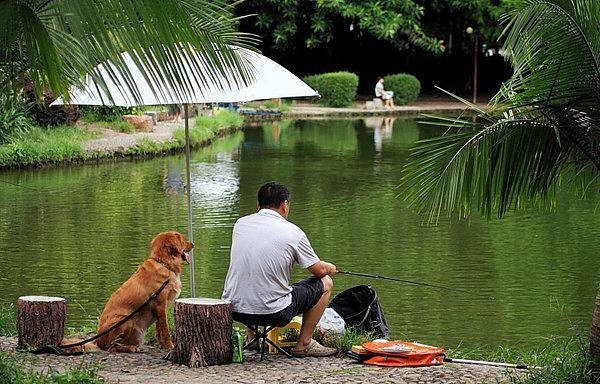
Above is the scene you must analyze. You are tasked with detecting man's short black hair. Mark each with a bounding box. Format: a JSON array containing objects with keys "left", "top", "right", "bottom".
[{"left": 258, "top": 182, "right": 290, "bottom": 209}]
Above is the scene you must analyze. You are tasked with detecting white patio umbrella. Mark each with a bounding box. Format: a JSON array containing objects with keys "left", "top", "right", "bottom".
[{"left": 52, "top": 46, "right": 318, "bottom": 297}]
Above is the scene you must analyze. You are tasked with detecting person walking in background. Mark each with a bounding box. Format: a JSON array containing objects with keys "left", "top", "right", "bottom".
[{"left": 375, "top": 77, "right": 395, "bottom": 109}]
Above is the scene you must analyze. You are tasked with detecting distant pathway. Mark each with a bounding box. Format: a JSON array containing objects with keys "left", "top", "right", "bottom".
[
  {"left": 82, "top": 119, "right": 192, "bottom": 153},
  {"left": 284, "top": 99, "right": 487, "bottom": 119},
  {"left": 0, "top": 337, "right": 516, "bottom": 384}
]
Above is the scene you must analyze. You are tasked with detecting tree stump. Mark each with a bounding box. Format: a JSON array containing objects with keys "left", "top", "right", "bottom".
[
  {"left": 172, "top": 298, "right": 232, "bottom": 367},
  {"left": 17, "top": 296, "right": 66, "bottom": 350}
]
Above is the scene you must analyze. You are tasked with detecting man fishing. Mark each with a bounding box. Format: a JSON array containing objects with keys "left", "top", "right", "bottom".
[{"left": 222, "top": 182, "right": 338, "bottom": 357}]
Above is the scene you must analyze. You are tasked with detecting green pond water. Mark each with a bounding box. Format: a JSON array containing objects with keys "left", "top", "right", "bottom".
[{"left": 0, "top": 117, "right": 598, "bottom": 351}]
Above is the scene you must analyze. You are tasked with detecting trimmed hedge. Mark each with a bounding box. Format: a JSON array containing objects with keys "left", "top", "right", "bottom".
[
  {"left": 303, "top": 71, "right": 359, "bottom": 107},
  {"left": 384, "top": 73, "right": 421, "bottom": 105}
]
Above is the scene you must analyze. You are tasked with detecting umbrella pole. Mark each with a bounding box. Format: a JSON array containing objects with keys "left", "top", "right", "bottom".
[{"left": 184, "top": 104, "right": 196, "bottom": 297}]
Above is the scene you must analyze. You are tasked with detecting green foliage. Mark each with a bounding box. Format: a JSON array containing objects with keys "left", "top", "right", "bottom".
[
  {"left": 303, "top": 72, "right": 359, "bottom": 107},
  {"left": 0, "top": 1, "right": 258, "bottom": 103},
  {"left": 402, "top": 0, "right": 600, "bottom": 222},
  {"left": 384, "top": 74, "right": 421, "bottom": 105},
  {"left": 0, "top": 125, "right": 94, "bottom": 167},
  {"left": 314, "top": 327, "right": 377, "bottom": 354},
  {"left": 174, "top": 110, "right": 244, "bottom": 146},
  {"left": 243, "top": 0, "right": 444, "bottom": 53},
  {"left": 0, "top": 352, "right": 104, "bottom": 384},
  {"left": 82, "top": 106, "right": 137, "bottom": 133},
  {"left": 450, "top": 335, "right": 599, "bottom": 384},
  {"left": 422, "top": 0, "right": 524, "bottom": 53},
  {"left": 0, "top": 304, "right": 17, "bottom": 337},
  {"left": 0, "top": 96, "right": 35, "bottom": 144},
  {"left": 82, "top": 106, "right": 135, "bottom": 123}
]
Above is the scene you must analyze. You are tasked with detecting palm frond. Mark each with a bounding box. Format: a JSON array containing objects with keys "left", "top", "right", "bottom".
[
  {"left": 402, "top": 0, "right": 599, "bottom": 223},
  {"left": 0, "top": 0, "right": 260, "bottom": 102}
]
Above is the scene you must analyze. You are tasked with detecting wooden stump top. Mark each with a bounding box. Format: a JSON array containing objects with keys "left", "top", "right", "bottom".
[
  {"left": 176, "top": 298, "right": 231, "bottom": 306},
  {"left": 19, "top": 296, "right": 65, "bottom": 302}
]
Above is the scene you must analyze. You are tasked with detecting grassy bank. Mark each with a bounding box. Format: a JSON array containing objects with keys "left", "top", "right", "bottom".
[
  {"left": 447, "top": 334, "right": 599, "bottom": 384},
  {"left": 0, "top": 352, "right": 104, "bottom": 384},
  {"left": 0, "top": 110, "right": 244, "bottom": 168},
  {"left": 0, "top": 125, "right": 97, "bottom": 167}
]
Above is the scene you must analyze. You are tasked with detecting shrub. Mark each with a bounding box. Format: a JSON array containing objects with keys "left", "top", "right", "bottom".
[
  {"left": 0, "top": 101, "right": 35, "bottom": 144},
  {"left": 24, "top": 88, "right": 81, "bottom": 126},
  {"left": 303, "top": 71, "right": 359, "bottom": 107},
  {"left": 384, "top": 73, "right": 421, "bottom": 105},
  {"left": 82, "top": 106, "right": 135, "bottom": 123}
]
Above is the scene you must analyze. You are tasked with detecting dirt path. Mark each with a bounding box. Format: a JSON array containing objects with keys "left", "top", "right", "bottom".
[{"left": 82, "top": 119, "right": 192, "bottom": 153}]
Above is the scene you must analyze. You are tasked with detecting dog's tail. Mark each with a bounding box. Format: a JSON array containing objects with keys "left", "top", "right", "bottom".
[{"left": 58, "top": 338, "right": 100, "bottom": 354}]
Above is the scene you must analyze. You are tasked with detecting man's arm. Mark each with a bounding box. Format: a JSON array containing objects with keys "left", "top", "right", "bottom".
[{"left": 307, "top": 261, "right": 337, "bottom": 278}]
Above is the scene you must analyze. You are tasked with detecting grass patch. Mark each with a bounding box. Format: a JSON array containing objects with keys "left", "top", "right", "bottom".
[
  {"left": 0, "top": 125, "right": 95, "bottom": 167},
  {"left": 315, "top": 327, "right": 377, "bottom": 354},
  {"left": 173, "top": 110, "right": 243, "bottom": 147},
  {"left": 0, "top": 352, "right": 104, "bottom": 384},
  {"left": 447, "top": 334, "right": 600, "bottom": 384},
  {"left": 0, "top": 304, "right": 17, "bottom": 337}
]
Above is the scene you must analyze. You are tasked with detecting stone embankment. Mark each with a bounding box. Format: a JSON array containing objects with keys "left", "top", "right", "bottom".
[{"left": 0, "top": 337, "right": 517, "bottom": 384}]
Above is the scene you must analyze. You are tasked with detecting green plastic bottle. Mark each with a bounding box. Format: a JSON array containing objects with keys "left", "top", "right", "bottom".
[{"left": 232, "top": 328, "right": 244, "bottom": 363}]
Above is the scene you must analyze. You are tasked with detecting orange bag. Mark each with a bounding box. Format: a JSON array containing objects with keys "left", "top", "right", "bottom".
[{"left": 361, "top": 341, "right": 445, "bottom": 367}]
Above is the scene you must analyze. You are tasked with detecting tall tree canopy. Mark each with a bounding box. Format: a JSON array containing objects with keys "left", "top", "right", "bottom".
[{"left": 239, "top": 0, "right": 445, "bottom": 54}]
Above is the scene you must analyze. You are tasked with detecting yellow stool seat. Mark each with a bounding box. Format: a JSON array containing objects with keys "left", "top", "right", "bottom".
[{"left": 265, "top": 316, "right": 302, "bottom": 354}]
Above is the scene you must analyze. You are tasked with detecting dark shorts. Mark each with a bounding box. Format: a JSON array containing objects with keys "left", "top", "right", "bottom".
[{"left": 233, "top": 277, "right": 324, "bottom": 327}]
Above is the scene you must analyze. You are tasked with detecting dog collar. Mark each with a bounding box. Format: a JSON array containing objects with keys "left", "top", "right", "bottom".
[{"left": 151, "top": 258, "right": 176, "bottom": 273}]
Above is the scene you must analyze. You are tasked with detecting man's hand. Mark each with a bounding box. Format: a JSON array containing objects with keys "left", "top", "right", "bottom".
[
  {"left": 307, "top": 261, "right": 337, "bottom": 278},
  {"left": 323, "top": 262, "right": 337, "bottom": 276}
]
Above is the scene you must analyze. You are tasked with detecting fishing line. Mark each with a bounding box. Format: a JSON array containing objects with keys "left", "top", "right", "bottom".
[{"left": 337, "top": 269, "right": 494, "bottom": 299}]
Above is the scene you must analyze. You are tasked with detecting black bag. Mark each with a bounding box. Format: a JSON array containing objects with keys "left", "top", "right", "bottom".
[{"left": 328, "top": 285, "right": 389, "bottom": 338}]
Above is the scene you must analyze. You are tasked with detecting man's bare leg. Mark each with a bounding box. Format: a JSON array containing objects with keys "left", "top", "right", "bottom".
[{"left": 294, "top": 275, "right": 333, "bottom": 350}]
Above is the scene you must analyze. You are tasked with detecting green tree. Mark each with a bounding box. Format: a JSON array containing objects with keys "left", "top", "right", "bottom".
[
  {"left": 419, "top": 0, "right": 524, "bottom": 53},
  {"left": 0, "top": 0, "right": 258, "bottom": 103},
  {"left": 402, "top": 0, "right": 599, "bottom": 362},
  {"left": 239, "top": 0, "right": 444, "bottom": 53}
]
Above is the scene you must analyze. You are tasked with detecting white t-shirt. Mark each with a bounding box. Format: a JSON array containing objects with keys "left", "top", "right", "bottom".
[{"left": 221, "top": 209, "right": 320, "bottom": 314}]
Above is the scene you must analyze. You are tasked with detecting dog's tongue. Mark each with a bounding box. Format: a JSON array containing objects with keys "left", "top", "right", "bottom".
[{"left": 184, "top": 251, "right": 191, "bottom": 265}]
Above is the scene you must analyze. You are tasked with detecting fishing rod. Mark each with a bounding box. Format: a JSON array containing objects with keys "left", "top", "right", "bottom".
[{"left": 337, "top": 269, "right": 488, "bottom": 297}]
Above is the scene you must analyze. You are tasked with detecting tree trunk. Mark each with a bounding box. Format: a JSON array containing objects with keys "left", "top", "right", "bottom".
[
  {"left": 590, "top": 287, "right": 600, "bottom": 358},
  {"left": 17, "top": 296, "right": 66, "bottom": 350},
  {"left": 171, "top": 298, "right": 232, "bottom": 367}
]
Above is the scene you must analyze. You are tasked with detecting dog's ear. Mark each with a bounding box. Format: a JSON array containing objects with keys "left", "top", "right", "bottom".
[{"left": 162, "top": 236, "right": 180, "bottom": 258}]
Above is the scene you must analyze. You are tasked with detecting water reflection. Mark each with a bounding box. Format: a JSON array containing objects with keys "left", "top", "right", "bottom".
[{"left": 0, "top": 118, "right": 598, "bottom": 351}]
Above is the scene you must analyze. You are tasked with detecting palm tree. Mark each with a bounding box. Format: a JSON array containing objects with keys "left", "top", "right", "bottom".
[
  {"left": 402, "top": 0, "right": 599, "bottom": 354},
  {"left": 0, "top": 0, "right": 258, "bottom": 102}
]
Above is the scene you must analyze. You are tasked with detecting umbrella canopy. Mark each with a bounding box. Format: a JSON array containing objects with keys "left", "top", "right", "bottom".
[
  {"left": 52, "top": 46, "right": 317, "bottom": 297},
  {"left": 51, "top": 46, "right": 317, "bottom": 107}
]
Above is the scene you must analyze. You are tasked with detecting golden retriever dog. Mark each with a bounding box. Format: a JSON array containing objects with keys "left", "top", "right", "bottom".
[{"left": 94, "top": 231, "right": 193, "bottom": 353}]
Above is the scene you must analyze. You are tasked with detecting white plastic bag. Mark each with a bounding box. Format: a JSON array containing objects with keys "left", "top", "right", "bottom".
[{"left": 316, "top": 308, "right": 346, "bottom": 337}]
